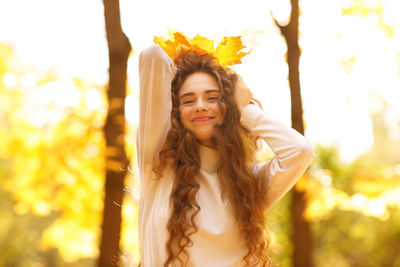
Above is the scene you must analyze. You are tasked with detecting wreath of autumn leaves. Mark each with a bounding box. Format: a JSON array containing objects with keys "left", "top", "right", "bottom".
[{"left": 154, "top": 30, "right": 251, "bottom": 67}]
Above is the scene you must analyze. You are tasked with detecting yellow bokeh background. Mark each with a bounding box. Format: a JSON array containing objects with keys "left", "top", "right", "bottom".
[{"left": 1, "top": 0, "right": 400, "bottom": 266}]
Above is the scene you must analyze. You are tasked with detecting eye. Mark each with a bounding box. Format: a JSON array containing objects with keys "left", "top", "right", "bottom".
[
  {"left": 208, "top": 96, "right": 219, "bottom": 102},
  {"left": 182, "top": 99, "right": 195, "bottom": 105}
]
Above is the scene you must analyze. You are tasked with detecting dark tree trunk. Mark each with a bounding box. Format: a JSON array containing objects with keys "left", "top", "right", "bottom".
[
  {"left": 98, "top": 0, "right": 131, "bottom": 266},
  {"left": 272, "top": 1, "right": 313, "bottom": 266}
]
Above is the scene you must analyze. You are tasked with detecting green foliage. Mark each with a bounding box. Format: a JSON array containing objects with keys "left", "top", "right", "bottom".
[
  {"left": 267, "top": 193, "right": 293, "bottom": 267},
  {"left": 266, "top": 137, "right": 400, "bottom": 267},
  {"left": 313, "top": 208, "right": 400, "bottom": 267},
  {"left": 0, "top": 159, "right": 96, "bottom": 267}
]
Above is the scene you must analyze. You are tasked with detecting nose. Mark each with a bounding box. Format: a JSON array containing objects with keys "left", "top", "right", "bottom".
[{"left": 195, "top": 98, "right": 208, "bottom": 112}]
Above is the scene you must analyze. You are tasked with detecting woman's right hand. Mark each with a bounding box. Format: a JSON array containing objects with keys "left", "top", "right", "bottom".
[{"left": 234, "top": 75, "right": 253, "bottom": 113}]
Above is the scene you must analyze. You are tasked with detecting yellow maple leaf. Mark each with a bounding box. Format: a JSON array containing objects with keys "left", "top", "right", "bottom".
[
  {"left": 190, "top": 35, "right": 215, "bottom": 54},
  {"left": 215, "top": 36, "right": 251, "bottom": 67},
  {"left": 153, "top": 30, "right": 250, "bottom": 67}
]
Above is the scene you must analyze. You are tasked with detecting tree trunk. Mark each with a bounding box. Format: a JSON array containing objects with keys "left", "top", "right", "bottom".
[
  {"left": 98, "top": 0, "right": 131, "bottom": 266},
  {"left": 272, "top": 1, "right": 313, "bottom": 266}
]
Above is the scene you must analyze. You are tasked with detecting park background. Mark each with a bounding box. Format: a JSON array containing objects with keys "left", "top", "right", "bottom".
[{"left": 1, "top": 0, "right": 400, "bottom": 266}]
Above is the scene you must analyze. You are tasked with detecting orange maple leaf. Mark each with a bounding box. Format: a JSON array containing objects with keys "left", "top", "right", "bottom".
[{"left": 153, "top": 30, "right": 250, "bottom": 67}]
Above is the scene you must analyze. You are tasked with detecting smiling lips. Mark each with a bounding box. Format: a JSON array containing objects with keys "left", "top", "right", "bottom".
[{"left": 192, "top": 116, "right": 213, "bottom": 122}]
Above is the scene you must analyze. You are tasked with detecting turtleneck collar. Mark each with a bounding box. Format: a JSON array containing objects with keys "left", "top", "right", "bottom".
[{"left": 198, "top": 144, "right": 219, "bottom": 173}]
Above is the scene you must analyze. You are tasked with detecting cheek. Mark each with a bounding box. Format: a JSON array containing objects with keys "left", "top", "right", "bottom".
[
  {"left": 179, "top": 106, "right": 191, "bottom": 127},
  {"left": 213, "top": 104, "right": 224, "bottom": 122}
]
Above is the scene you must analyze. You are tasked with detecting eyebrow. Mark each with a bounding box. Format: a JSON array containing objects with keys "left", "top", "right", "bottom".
[{"left": 179, "top": 89, "right": 220, "bottom": 99}]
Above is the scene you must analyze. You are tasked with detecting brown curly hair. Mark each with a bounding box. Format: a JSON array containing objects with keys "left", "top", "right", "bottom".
[{"left": 153, "top": 49, "right": 271, "bottom": 266}]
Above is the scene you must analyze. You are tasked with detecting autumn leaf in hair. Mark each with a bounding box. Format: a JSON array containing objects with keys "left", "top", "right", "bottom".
[{"left": 154, "top": 29, "right": 251, "bottom": 67}]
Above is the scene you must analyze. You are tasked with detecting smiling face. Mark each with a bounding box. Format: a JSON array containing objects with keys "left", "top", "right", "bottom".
[{"left": 178, "top": 72, "right": 223, "bottom": 147}]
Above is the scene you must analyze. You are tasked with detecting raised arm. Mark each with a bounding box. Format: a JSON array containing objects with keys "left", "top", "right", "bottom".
[
  {"left": 137, "top": 45, "right": 175, "bottom": 182},
  {"left": 240, "top": 104, "right": 314, "bottom": 211}
]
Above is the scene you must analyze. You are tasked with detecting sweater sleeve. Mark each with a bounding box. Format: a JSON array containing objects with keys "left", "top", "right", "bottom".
[
  {"left": 240, "top": 104, "right": 314, "bottom": 211},
  {"left": 137, "top": 45, "right": 175, "bottom": 189}
]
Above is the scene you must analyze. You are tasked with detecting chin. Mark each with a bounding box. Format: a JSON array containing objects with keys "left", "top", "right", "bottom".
[
  {"left": 193, "top": 136, "right": 211, "bottom": 146},
  {"left": 194, "top": 131, "right": 214, "bottom": 141}
]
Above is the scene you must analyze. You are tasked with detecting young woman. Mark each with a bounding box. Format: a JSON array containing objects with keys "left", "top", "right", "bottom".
[{"left": 137, "top": 45, "right": 314, "bottom": 266}]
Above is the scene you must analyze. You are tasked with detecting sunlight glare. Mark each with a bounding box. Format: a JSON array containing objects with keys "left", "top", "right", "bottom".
[
  {"left": 21, "top": 73, "right": 38, "bottom": 87},
  {"left": 40, "top": 79, "right": 80, "bottom": 108},
  {"left": 2, "top": 72, "right": 17, "bottom": 87},
  {"left": 366, "top": 198, "right": 387, "bottom": 218},
  {"left": 382, "top": 0, "right": 400, "bottom": 26},
  {"left": 28, "top": 107, "right": 64, "bottom": 128},
  {"left": 271, "top": 0, "right": 291, "bottom": 26},
  {"left": 382, "top": 188, "right": 400, "bottom": 208},
  {"left": 85, "top": 88, "right": 102, "bottom": 111},
  {"left": 351, "top": 193, "right": 367, "bottom": 210},
  {"left": 125, "top": 94, "right": 139, "bottom": 125},
  {"left": 337, "top": 106, "right": 374, "bottom": 163},
  {"left": 320, "top": 174, "right": 333, "bottom": 187},
  {"left": 33, "top": 201, "right": 51, "bottom": 216}
]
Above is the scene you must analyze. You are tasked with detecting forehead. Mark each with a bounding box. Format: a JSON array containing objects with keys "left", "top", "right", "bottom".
[{"left": 179, "top": 72, "right": 220, "bottom": 97}]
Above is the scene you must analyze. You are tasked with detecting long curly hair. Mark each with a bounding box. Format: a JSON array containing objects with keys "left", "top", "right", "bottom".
[{"left": 153, "top": 49, "right": 271, "bottom": 266}]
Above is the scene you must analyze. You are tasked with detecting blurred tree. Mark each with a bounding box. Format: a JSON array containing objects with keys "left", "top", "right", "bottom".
[
  {"left": 365, "top": 101, "right": 400, "bottom": 165},
  {"left": 271, "top": 0, "right": 313, "bottom": 266},
  {"left": 99, "top": 0, "right": 132, "bottom": 266}
]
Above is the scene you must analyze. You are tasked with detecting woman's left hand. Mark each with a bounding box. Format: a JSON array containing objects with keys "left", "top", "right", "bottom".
[{"left": 234, "top": 75, "right": 253, "bottom": 113}]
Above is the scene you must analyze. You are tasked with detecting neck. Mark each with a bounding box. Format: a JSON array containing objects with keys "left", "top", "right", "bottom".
[{"left": 199, "top": 139, "right": 214, "bottom": 148}]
